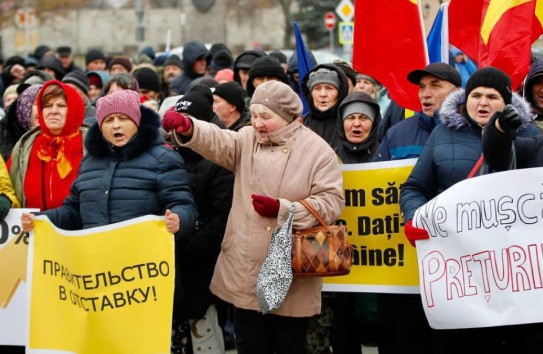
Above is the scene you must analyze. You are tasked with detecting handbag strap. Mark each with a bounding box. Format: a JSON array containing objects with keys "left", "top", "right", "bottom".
[
  {"left": 467, "top": 154, "right": 484, "bottom": 179},
  {"left": 298, "top": 199, "right": 327, "bottom": 227}
]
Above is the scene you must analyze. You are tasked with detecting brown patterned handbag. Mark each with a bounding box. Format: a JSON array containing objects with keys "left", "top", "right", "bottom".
[{"left": 292, "top": 199, "right": 353, "bottom": 277}]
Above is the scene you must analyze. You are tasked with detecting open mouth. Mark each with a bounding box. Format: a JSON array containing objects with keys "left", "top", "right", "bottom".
[
  {"left": 114, "top": 133, "right": 124, "bottom": 139},
  {"left": 422, "top": 102, "right": 433, "bottom": 108}
]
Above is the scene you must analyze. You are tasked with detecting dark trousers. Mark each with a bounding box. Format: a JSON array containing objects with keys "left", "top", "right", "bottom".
[{"left": 234, "top": 307, "right": 309, "bottom": 354}]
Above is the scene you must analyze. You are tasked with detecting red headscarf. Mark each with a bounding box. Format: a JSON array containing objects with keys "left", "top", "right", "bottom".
[{"left": 24, "top": 80, "right": 85, "bottom": 210}]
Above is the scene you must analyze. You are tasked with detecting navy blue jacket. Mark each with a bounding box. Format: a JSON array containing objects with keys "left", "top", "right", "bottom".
[
  {"left": 373, "top": 111, "right": 437, "bottom": 161},
  {"left": 170, "top": 41, "right": 211, "bottom": 95},
  {"left": 400, "top": 89, "right": 540, "bottom": 221},
  {"left": 42, "top": 105, "right": 198, "bottom": 240}
]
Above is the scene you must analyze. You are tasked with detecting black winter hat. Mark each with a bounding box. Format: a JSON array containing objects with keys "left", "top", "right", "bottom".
[
  {"left": 269, "top": 50, "right": 287, "bottom": 64},
  {"left": 164, "top": 55, "right": 183, "bottom": 69},
  {"left": 32, "top": 45, "right": 51, "bottom": 60},
  {"left": 246, "top": 55, "right": 289, "bottom": 96},
  {"left": 210, "top": 49, "right": 234, "bottom": 74},
  {"left": 57, "top": 46, "right": 72, "bottom": 57},
  {"left": 209, "top": 43, "right": 230, "bottom": 57},
  {"left": 465, "top": 66, "right": 512, "bottom": 105},
  {"left": 85, "top": 49, "right": 106, "bottom": 66},
  {"left": 133, "top": 67, "right": 161, "bottom": 93},
  {"left": 36, "top": 55, "right": 65, "bottom": 79},
  {"left": 62, "top": 71, "right": 89, "bottom": 94},
  {"left": 5, "top": 55, "right": 25, "bottom": 67},
  {"left": 213, "top": 81, "right": 246, "bottom": 113},
  {"left": 175, "top": 85, "right": 214, "bottom": 122}
]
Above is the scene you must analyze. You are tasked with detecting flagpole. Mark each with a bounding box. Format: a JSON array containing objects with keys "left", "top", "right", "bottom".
[
  {"left": 441, "top": 3, "right": 449, "bottom": 64},
  {"left": 416, "top": 0, "right": 430, "bottom": 64}
]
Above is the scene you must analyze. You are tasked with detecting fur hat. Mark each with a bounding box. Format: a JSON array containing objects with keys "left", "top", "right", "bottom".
[
  {"left": 307, "top": 68, "right": 341, "bottom": 91},
  {"left": 213, "top": 81, "right": 246, "bottom": 113},
  {"left": 251, "top": 80, "right": 302, "bottom": 123},
  {"left": 465, "top": 66, "right": 512, "bottom": 105},
  {"left": 174, "top": 85, "right": 214, "bottom": 122},
  {"left": 108, "top": 56, "right": 133, "bottom": 73},
  {"left": 62, "top": 71, "right": 89, "bottom": 93},
  {"left": 96, "top": 89, "right": 141, "bottom": 127},
  {"left": 85, "top": 49, "right": 106, "bottom": 66}
]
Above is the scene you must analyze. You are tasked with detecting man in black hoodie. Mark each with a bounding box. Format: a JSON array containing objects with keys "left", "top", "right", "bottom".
[
  {"left": 522, "top": 59, "right": 543, "bottom": 132},
  {"left": 170, "top": 40, "right": 211, "bottom": 95}
]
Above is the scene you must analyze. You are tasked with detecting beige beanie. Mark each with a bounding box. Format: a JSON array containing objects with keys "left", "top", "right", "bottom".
[{"left": 250, "top": 80, "right": 302, "bottom": 122}]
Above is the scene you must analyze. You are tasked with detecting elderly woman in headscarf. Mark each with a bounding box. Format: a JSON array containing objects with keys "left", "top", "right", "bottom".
[
  {"left": 9, "top": 80, "right": 87, "bottom": 210},
  {"left": 0, "top": 84, "right": 41, "bottom": 161}
]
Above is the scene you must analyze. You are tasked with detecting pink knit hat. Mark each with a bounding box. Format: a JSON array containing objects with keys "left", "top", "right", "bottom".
[
  {"left": 96, "top": 89, "right": 141, "bottom": 127},
  {"left": 214, "top": 68, "right": 234, "bottom": 82}
]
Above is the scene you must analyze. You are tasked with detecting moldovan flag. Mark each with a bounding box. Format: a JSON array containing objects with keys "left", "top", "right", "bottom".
[
  {"left": 449, "top": 0, "right": 543, "bottom": 90},
  {"left": 353, "top": 0, "right": 428, "bottom": 112}
]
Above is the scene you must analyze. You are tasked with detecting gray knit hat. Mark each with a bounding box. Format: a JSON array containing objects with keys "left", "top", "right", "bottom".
[
  {"left": 307, "top": 68, "right": 341, "bottom": 91},
  {"left": 341, "top": 102, "right": 376, "bottom": 121},
  {"left": 251, "top": 80, "right": 302, "bottom": 122}
]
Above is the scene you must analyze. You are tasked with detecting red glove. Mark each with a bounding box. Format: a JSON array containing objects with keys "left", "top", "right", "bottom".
[
  {"left": 162, "top": 107, "right": 192, "bottom": 134},
  {"left": 251, "top": 194, "right": 280, "bottom": 218},
  {"left": 404, "top": 220, "right": 429, "bottom": 247}
]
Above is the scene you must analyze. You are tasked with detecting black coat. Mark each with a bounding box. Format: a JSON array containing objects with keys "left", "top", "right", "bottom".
[
  {"left": 483, "top": 117, "right": 543, "bottom": 170},
  {"left": 0, "top": 99, "right": 28, "bottom": 161},
  {"left": 173, "top": 145, "right": 234, "bottom": 319},
  {"left": 301, "top": 63, "right": 350, "bottom": 150}
]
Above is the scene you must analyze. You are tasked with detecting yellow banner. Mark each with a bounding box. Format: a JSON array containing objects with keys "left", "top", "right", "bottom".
[
  {"left": 324, "top": 159, "right": 419, "bottom": 293},
  {"left": 27, "top": 215, "right": 174, "bottom": 354}
]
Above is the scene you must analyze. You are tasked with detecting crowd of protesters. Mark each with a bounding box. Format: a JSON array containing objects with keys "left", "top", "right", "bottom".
[{"left": 1, "top": 40, "right": 542, "bottom": 354}]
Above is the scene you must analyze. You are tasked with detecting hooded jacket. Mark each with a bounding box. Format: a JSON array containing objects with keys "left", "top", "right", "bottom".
[
  {"left": 336, "top": 91, "right": 382, "bottom": 163},
  {"left": 523, "top": 59, "right": 543, "bottom": 131},
  {"left": 301, "top": 63, "right": 350, "bottom": 150},
  {"left": 401, "top": 89, "right": 539, "bottom": 222},
  {"left": 170, "top": 41, "right": 212, "bottom": 95},
  {"left": 232, "top": 50, "right": 266, "bottom": 86},
  {"left": 41, "top": 105, "right": 198, "bottom": 240}
]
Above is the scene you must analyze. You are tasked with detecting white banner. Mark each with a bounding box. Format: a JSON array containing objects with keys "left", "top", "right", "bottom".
[{"left": 412, "top": 167, "right": 543, "bottom": 329}]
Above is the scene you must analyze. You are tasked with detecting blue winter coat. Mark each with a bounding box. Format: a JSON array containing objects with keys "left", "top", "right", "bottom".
[
  {"left": 41, "top": 105, "right": 198, "bottom": 240},
  {"left": 373, "top": 111, "right": 437, "bottom": 161},
  {"left": 400, "top": 89, "right": 539, "bottom": 221}
]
